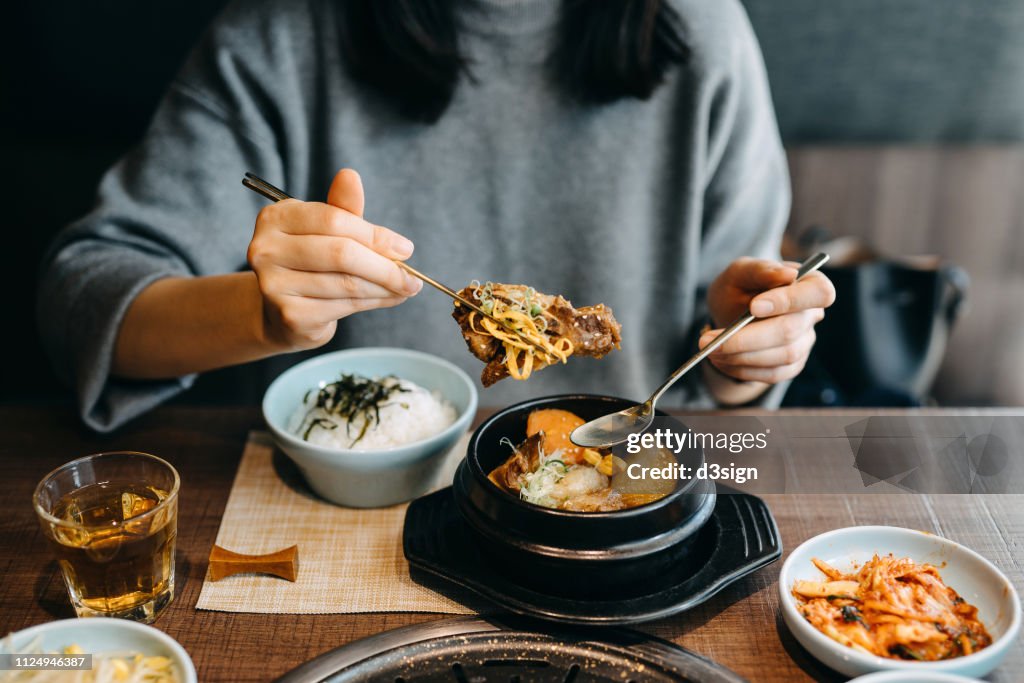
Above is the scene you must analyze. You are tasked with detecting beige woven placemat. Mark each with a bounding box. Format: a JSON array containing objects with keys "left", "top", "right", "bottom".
[{"left": 195, "top": 431, "right": 474, "bottom": 614}]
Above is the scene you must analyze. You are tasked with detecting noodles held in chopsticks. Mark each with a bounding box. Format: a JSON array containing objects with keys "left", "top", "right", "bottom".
[{"left": 465, "top": 281, "right": 574, "bottom": 380}]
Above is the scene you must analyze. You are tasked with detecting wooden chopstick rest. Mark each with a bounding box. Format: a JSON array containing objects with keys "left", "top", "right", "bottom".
[{"left": 208, "top": 544, "right": 299, "bottom": 582}]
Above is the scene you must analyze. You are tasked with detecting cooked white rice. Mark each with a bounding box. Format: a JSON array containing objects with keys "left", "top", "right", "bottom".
[{"left": 288, "top": 376, "right": 457, "bottom": 450}]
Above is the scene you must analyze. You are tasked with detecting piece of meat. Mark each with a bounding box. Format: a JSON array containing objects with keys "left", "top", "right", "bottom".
[
  {"left": 487, "top": 432, "right": 543, "bottom": 492},
  {"left": 452, "top": 283, "right": 622, "bottom": 386}
]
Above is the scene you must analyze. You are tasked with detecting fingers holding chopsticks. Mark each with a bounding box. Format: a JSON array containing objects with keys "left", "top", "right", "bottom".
[
  {"left": 258, "top": 233, "right": 421, "bottom": 296},
  {"left": 246, "top": 168, "right": 421, "bottom": 351},
  {"left": 274, "top": 199, "right": 416, "bottom": 260}
]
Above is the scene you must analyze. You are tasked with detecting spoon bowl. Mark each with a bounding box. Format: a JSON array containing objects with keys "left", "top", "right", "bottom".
[{"left": 569, "top": 402, "right": 654, "bottom": 448}]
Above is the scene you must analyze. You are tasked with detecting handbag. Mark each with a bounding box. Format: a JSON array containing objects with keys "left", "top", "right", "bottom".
[{"left": 782, "top": 229, "right": 969, "bottom": 407}]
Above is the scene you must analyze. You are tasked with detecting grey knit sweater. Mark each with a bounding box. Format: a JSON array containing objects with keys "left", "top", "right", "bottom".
[{"left": 38, "top": 0, "right": 790, "bottom": 431}]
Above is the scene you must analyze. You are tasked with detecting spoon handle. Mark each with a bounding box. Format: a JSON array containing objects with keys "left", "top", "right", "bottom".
[{"left": 648, "top": 252, "right": 830, "bottom": 406}]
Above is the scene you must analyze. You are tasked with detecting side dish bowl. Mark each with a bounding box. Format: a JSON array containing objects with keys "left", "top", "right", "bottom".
[
  {"left": 454, "top": 394, "right": 715, "bottom": 598},
  {"left": 263, "top": 347, "right": 477, "bottom": 507},
  {"left": 1, "top": 618, "right": 197, "bottom": 683},
  {"left": 779, "top": 526, "right": 1021, "bottom": 679}
]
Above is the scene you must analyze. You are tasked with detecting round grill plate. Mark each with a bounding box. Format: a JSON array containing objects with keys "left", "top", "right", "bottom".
[{"left": 275, "top": 616, "right": 745, "bottom": 683}]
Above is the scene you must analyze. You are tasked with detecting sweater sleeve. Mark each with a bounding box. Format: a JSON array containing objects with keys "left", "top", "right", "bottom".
[
  {"left": 36, "top": 7, "right": 290, "bottom": 432},
  {"left": 682, "top": 0, "right": 792, "bottom": 407}
]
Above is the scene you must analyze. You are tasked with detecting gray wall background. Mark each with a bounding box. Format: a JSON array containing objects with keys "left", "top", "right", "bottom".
[
  {"left": 743, "top": 0, "right": 1024, "bottom": 143},
  {"left": 742, "top": 0, "right": 1024, "bottom": 405}
]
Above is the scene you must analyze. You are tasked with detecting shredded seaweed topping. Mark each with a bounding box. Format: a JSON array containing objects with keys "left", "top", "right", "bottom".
[
  {"left": 298, "top": 373, "right": 408, "bottom": 444},
  {"left": 302, "top": 417, "right": 338, "bottom": 440}
]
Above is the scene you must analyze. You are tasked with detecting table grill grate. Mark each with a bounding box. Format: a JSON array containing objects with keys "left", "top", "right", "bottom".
[{"left": 275, "top": 617, "right": 744, "bottom": 683}]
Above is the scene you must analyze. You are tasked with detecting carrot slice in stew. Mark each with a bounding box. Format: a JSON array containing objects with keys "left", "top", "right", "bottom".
[{"left": 526, "top": 409, "right": 587, "bottom": 463}]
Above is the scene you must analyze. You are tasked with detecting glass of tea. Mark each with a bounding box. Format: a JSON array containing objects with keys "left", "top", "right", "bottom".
[{"left": 33, "top": 451, "right": 179, "bottom": 623}]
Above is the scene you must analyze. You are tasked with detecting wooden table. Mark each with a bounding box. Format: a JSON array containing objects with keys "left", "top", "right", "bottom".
[{"left": 0, "top": 406, "right": 1020, "bottom": 682}]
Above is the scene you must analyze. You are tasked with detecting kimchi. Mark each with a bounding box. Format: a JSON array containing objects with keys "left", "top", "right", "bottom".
[{"left": 793, "top": 554, "right": 992, "bottom": 660}]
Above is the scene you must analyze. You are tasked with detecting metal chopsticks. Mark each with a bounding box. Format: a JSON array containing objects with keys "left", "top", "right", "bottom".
[{"left": 243, "top": 172, "right": 290, "bottom": 203}]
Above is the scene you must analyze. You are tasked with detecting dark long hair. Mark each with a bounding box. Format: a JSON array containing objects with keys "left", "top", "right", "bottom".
[{"left": 336, "top": 0, "right": 688, "bottom": 123}]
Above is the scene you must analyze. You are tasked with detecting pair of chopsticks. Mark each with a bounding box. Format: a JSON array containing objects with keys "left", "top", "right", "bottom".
[{"left": 242, "top": 172, "right": 550, "bottom": 356}]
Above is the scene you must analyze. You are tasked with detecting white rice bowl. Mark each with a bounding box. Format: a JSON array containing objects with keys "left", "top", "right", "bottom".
[{"left": 288, "top": 376, "right": 457, "bottom": 451}]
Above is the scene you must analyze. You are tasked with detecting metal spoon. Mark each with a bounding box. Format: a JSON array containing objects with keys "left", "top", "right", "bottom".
[{"left": 570, "top": 252, "right": 830, "bottom": 448}]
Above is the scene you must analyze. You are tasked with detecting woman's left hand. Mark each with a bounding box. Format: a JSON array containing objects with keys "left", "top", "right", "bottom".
[{"left": 701, "top": 258, "right": 836, "bottom": 384}]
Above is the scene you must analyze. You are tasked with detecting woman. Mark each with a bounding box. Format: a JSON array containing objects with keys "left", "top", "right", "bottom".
[{"left": 38, "top": 0, "right": 834, "bottom": 431}]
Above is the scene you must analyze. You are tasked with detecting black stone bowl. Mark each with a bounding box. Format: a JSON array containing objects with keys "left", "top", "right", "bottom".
[{"left": 453, "top": 394, "right": 716, "bottom": 598}]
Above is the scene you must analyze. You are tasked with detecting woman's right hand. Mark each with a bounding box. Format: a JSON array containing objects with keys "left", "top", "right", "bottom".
[{"left": 246, "top": 168, "right": 422, "bottom": 351}]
